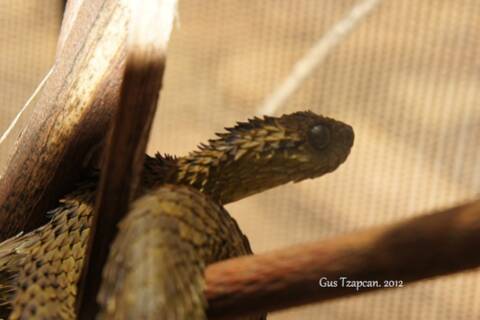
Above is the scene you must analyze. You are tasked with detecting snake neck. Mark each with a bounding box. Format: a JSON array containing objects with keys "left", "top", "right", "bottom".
[
  {"left": 174, "top": 148, "right": 238, "bottom": 205},
  {"left": 163, "top": 135, "right": 292, "bottom": 205},
  {"left": 143, "top": 112, "right": 354, "bottom": 205},
  {"left": 142, "top": 152, "right": 235, "bottom": 204}
]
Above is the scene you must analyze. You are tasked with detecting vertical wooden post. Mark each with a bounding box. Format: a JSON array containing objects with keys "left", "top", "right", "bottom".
[{"left": 77, "top": 1, "right": 177, "bottom": 317}]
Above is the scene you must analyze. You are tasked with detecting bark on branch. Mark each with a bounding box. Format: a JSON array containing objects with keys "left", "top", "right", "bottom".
[
  {"left": 205, "top": 199, "right": 480, "bottom": 319},
  {"left": 0, "top": 0, "right": 128, "bottom": 240}
]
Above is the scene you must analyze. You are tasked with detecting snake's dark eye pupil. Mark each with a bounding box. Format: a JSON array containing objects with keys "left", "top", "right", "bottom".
[{"left": 308, "top": 124, "right": 331, "bottom": 150}]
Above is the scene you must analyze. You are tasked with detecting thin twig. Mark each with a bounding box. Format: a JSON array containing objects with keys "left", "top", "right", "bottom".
[
  {"left": 0, "top": 67, "right": 53, "bottom": 146},
  {"left": 257, "top": 0, "right": 382, "bottom": 116},
  {"left": 205, "top": 199, "right": 480, "bottom": 319},
  {"left": 76, "top": 0, "right": 177, "bottom": 317}
]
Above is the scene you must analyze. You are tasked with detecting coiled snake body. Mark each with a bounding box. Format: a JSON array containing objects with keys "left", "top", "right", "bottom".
[{"left": 0, "top": 111, "right": 354, "bottom": 319}]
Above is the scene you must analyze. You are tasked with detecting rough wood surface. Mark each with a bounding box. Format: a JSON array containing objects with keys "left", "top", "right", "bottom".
[
  {"left": 0, "top": 0, "right": 128, "bottom": 240},
  {"left": 77, "top": 1, "right": 176, "bottom": 317},
  {"left": 205, "top": 199, "right": 480, "bottom": 319}
]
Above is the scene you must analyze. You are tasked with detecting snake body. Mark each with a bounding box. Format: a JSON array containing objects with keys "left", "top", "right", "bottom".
[{"left": 0, "top": 111, "right": 354, "bottom": 319}]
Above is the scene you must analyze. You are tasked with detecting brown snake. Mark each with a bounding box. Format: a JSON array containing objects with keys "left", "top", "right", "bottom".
[{"left": 0, "top": 111, "right": 354, "bottom": 319}]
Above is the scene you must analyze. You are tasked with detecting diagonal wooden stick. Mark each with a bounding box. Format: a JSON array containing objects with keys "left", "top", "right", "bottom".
[
  {"left": 205, "top": 199, "right": 480, "bottom": 319},
  {"left": 0, "top": 0, "right": 129, "bottom": 240}
]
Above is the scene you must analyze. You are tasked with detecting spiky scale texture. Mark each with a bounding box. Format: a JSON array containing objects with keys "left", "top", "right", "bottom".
[
  {"left": 0, "top": 182, "right": 96, "bottom": 319},
  {"left": 98, "top": 185, "right": 257, "bottom": 320},
  {"left": 0, "top": 111, "right": 354, "bottom": 319},
  {"left": 174, "top": 111, "right": 354, "bottom": 204},
  {"left": 1, "top": 184, "right": 258, "bottom": 320}
]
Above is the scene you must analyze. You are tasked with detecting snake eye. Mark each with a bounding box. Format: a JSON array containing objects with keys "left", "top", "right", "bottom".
[{"left": 308, "top": 124, "right": 331, "bottom": 150}]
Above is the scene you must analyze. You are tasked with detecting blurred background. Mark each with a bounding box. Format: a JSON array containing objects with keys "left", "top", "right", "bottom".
[{"left": 0, "top": 1, "right": 479, "bottom": 319}]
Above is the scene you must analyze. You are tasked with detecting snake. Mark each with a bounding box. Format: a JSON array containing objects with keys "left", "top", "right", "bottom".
[{"left": 0, "top": 111, "right": 354, "bottom": 319}]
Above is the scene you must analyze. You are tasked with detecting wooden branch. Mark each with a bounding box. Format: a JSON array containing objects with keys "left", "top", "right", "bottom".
[
  {"left": 56, "top": 0, "right": 84, "bottom": 56},
  {"left": 0, "top": 0, "right": 129, "bottom": 240},
  {"left": 205, "top": 199, "right": 480, "bottom": 319},
  {"left": 76, "top": 1, "right": 177, "bottom": 318}
]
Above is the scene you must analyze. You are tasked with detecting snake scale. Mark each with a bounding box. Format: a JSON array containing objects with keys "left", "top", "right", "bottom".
[{"left": 0, "top": 111, "right": 354, "bottom": 319}]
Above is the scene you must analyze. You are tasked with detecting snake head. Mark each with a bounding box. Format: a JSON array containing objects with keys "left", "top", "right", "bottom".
[
  {"left": 260, "top": 111, "right": 354, "bottom": 182},
  {"left": 177, "top": 110, "right": 354, "bottom": 204}
]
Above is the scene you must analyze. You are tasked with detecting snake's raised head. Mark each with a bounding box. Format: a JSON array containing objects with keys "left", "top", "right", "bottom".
[
  {"left": 175, "top": 111, "right": 354, "bottom": 204},
  {"left": 264, "top": 111, "right": 354, "bottom": 180}
]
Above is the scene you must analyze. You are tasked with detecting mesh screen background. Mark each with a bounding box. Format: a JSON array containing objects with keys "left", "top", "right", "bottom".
[{"left": 0, "top": 1, "right": 479, "bottom": 319}]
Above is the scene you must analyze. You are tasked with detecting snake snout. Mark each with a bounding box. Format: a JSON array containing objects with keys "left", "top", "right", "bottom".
[{"left": 340, "top": 124, "right": 354, "bottom": 148}]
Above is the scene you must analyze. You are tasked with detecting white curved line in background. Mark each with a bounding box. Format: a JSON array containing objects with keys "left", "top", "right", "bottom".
[
  {"left": 0, "top": 67, "right": 53, "bottom": 145},
  {"left": 257, "top": 0, "right": 383, "bottom": 116}
]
